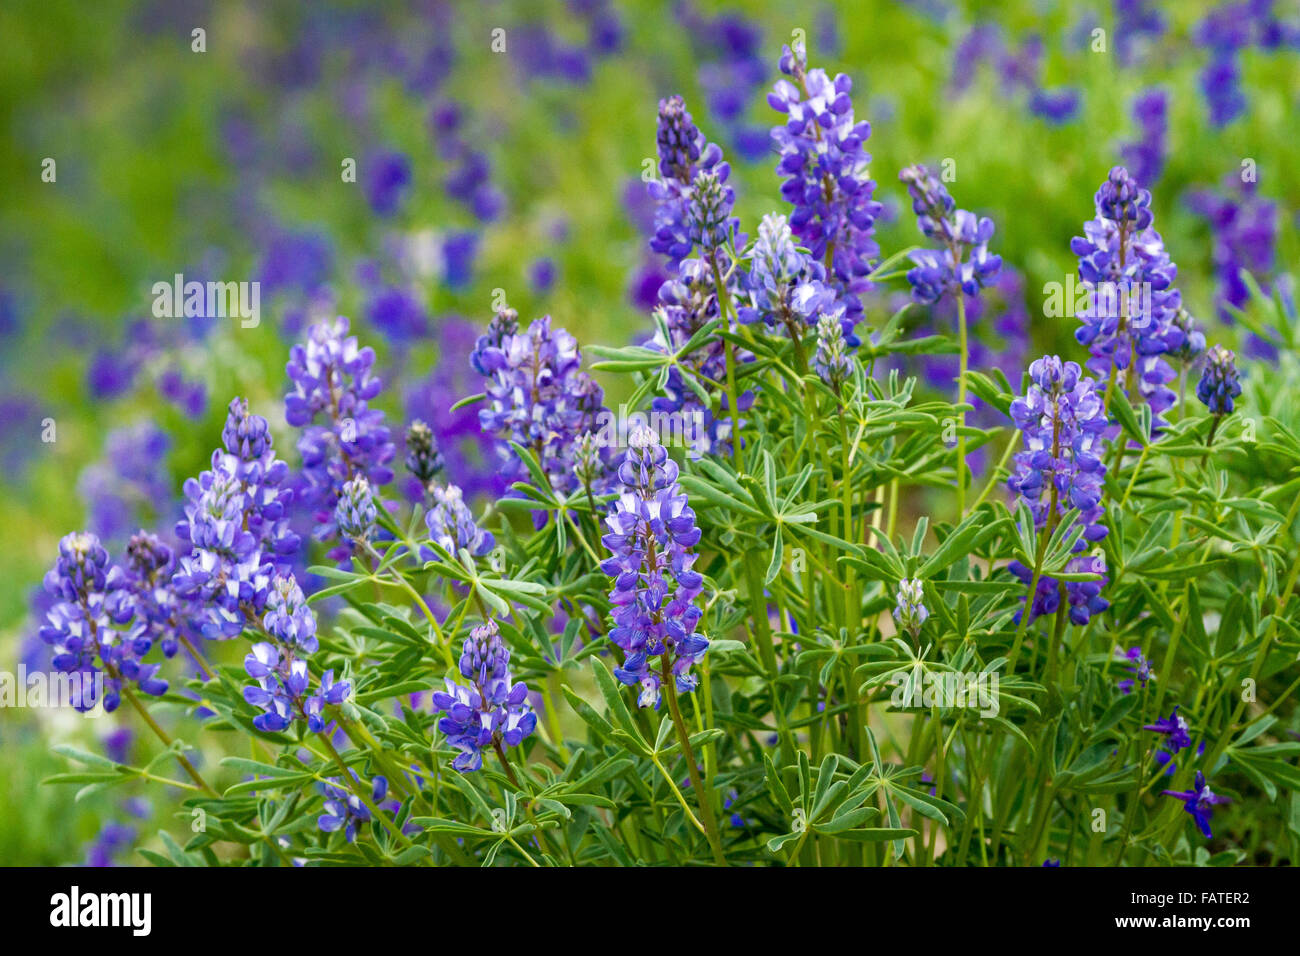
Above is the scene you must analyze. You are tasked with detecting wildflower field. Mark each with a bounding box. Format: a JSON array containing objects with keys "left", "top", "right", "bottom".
[{"left": 2, "top": 0, "right": 1300, "bottom": 876}]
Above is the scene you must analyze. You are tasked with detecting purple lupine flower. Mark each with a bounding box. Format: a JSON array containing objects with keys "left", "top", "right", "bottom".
[
  {"left": 600, "top": 427, "right": 707, "bottom": 708},
  {"left": 1006, "top": 357, "right": 1111, "bottom": 625},
  {"left": 445, "top": 150, "right": 505, "bottom": 222},
  {"left": 285, "top": 317, "right": 395, "bottom": 558},
  {"left": 1168, "top": 308, "right": 1208, "bottom": 366},
  {"left": 1197, "top": 344, "right": 1243, "bottom": 415},
  {"left": 1115, "top": 0, "right": 1167, "bottom": 66},
  {"left": 121, "top": 531, "right": 187, "bottom": 660},
  {"left": 77, "top": 424, "right": 173, "bottom": 545},
  {"left": 1072, "top": 166, "right": 1184, "bottom": 431},
  {"left": 1162, "top": 770, "right": 1230, "bottom": 838},
  {"left": 431, "top": 620, "right": 537, "bottom": 772},
  {"left": 38, "top": 532, "right": 142, "bottom": 711},
  {"left": 1186, "top": 176, "right": 1278, "bottom": 359},
  {"left": 647, "top": 256, "right": 752, "bottom": 458},
  {"left": 472, "top": 312, "right": 609, "bottom": 496},
  {"left": 243, "top": 573, "right": 349, "bottom": 733},
  {"left": 647, "top": 94, "right": 732, "bottom": 266},
  {"left": 403, "top": 419, "right": 445, "bottom": 493},
  {"left": 364, "top": 150, "right": 412, "bottom": 217},
  {"left": 425, "top": 483, "right": 495, "bottom": 558},
  {"left": 334, "top": 476, "right": 377, "bottom": 542},
  {"left": 1116, "top": 646, "right": 1154, "bottom": 694},
  {"left": 1120, "top": 89, "right": 1168, "bottom": 187},
  {"left": 740, "top": 213, "right": 853, "bottom": 343},
  {"left": 768, "top": 41, "right": 883, "bottom": 321},
  {"left": 1028, "top": 87, "right": 1080, "bottom": 124},
  {"left": 173, "top": 398, "right": 299, "bottom": 638},
  {"left": 405, "top": 316, "right": 500, "bottom": 502},
  {"left": 892, "top": 578, "right": 928, "bottom": 639},
  {"left": 899, "top": 164, "right": 1002, "bottom": 305},
  {"left": 813, "top": 313, "right": 852, "bottom": 389},
  {"left": 318, "top": 773, "right": 389, "bottom": 842},
  {"left": 1196, "top": 7, "right": 1252, "bottom": 127},
  {"left": 684, "top": 168, "right": 739, "bottom": 259},
  {"left": 1144, "top": 706, "right": 1193, "bottom": 752}
]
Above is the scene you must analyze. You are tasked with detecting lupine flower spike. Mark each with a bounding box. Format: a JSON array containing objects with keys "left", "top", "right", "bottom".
[
  {"left": 600, "top": 426, "right": 707, "bottom": 708},
  {"left": 431, "top": 620, "right": 537, "bottom": 773},
  {"left": 1006, "top": 357, "right": 1110, "bottom": 624},
  {"left": 893, "top": 578, "right": 928, "bottom": 640}
]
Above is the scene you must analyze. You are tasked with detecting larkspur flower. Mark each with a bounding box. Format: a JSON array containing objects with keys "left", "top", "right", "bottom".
[
  {"left": 472, "top": 312, "right": 609, "bottom": 497},
  {"left": 1144, "top": 706, "right": 1193, "bottom": 752},
  {"left": 600, "top": 427, "right": 707, "bottom": 709},
  {"left": 769, "top": 41, "right": 884, "bottom": 320},
  {"left": 334, "top": 476, "right": 377, "bottom": 541},
  {"left": 1006, "top": 356, "right": 1110, "bottom": 624},
  {"left": 892, "top": 578, "right": 928, "bottom": 639},
  {"left": 899, "top": 164, "right": 1002, "bottom": 305},
  {"left": 1197, "top": 344, "right": 1243, "bottom": 416},
  {"left": 285, "top": 317, "right": 395, "bottom": 557},
  {"left": 1162, "top": 770, "right": 1230, "bottom": 838},
  {"left": 431, "top": 620, "right": 537, "bottom": 772},
  {"left": 1072, "top": 166, "right": 1184, "bottom": 430},
  {"left": 425, "top": 483, "right": 495, "bottom": 558}
]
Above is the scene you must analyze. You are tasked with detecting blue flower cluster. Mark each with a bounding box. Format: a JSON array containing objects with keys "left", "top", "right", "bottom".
[
  {"left": 768, "top": 41, "right": 883, "bottom": 321},
  {"left": 1072, "top": 166, "right": 1185, "bottom": 430},
  {"left": 173, "top": 398, "right": 300, "bottom": 640},
  {"left": 600, "top": 427, "right": 707, "bottom": 708},
  {"left": 425, "top": 482, "right": 495, "bottom": 558},
  {"left": 1006, "top": 357, "right": 1110, "bottom": 625},
  {"left": 740, "top": 213, "right": 853, "bottom": 346},
  {"left": 403, "top": 419, "right": 445, "bottom": 494},
  {"left": 899, "top": 164, "right": 1002, "bottom": 305},
  {"left": 334, "top": 476, "right": 377, "bottom": 542},
  {"left": 243, "top": 573, "right": 350, "bottom": 733},
  {"left": 1197, "top": 344, "right": 1243, "bottom": 415},
  {"left": 431, "top": 620, "right": 537, "bottom": 772},
  {"left": 39, "top": 532, "right": 154, "bottom": 712},
  {"left": 285, "top": 317, "right": 396, "bottom": 558},
  {"left": 892, "top": 578, "right": 928, "bottom": 640},
  {"left": 646, "top": 258, "right": 752, "bottom": 458},
  {"left": 647, "top": 95, "right": 733, "bottom": 266},
  {"left": 471, "top": 311, "right": 609, "bottom": 497}
]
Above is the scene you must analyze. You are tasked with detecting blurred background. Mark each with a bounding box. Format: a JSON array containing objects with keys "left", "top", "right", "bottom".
[{"left": 1, "top": 0, "right": 1296, "bottom": 864}]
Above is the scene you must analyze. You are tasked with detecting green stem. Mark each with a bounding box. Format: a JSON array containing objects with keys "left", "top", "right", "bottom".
[{"left": 659, "top": 653, "right": 727, "bottom": 865}]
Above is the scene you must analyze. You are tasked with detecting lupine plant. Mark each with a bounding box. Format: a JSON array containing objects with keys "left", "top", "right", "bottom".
[{"left": 34, "top": 37, "right": 1300, "bottom": 870}]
